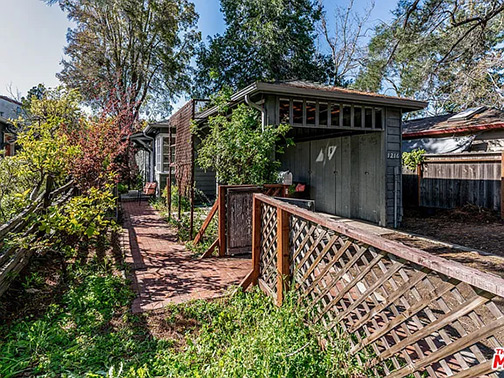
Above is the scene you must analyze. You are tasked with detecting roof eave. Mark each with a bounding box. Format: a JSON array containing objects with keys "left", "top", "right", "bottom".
[
  {"left": 195, "top": 81, "right": 427, "bottom": 122},
  {"left": 403, "top": 122, "right": 504, "bottom": 140}
]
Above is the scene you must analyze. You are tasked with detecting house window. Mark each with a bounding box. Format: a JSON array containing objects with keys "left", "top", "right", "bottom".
[
  {"left": 319, "top": 103, "right": 328, "bottom": 126},
  {"left": 293, "top": 100, "right": 303, "bottom": 124},
  {"left": 364, "top": 107, "right": 373, "bottom": 128},
  {"left": 306, "top": 101, "right": 316, "bottom": 126},
  {"left": 375, "top": 108, "right": 383, "bottom": 129},
  {"left": 342, "top": 105, "right": 352, "bottom": 127},
  {"left": 163, "top": 138, "right": 171, "bottom": 172},
  {"left": 279, "top": 98, "right": 290, "bottom": 123},
  {"left": 331, "top": 104, "right": 341, "bottom": 127},
  {"left": 354, "top": 106, "right": 363, "bottom": 128}
]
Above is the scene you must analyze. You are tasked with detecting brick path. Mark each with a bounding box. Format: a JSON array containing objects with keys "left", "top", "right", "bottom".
[{"left": 121, "top": 201, "right": 251, "bottom": 313}]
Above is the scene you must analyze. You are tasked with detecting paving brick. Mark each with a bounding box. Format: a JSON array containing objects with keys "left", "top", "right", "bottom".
[{"left": 122, "top": 201, "right": 251, "bottom": 313}]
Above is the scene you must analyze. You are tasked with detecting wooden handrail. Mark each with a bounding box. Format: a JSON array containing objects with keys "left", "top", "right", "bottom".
[
  {"left": 253, "top": 193, "right": 504, "bottom": 298},
  {"left": 193, "top": 201, "right": 218, "bottom": 245}
]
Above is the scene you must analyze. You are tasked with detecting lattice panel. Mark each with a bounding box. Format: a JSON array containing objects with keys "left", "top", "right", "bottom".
[
  {"left": 259, "top": 202, "right": 277, "bottom": 296},
  {"left": 257, "top": 204, "right": 504, "bottom": 378}
]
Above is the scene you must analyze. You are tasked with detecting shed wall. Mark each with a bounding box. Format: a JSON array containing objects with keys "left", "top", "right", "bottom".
[{"left": 279, "top": 107, "right": 402, "bottom": 227}]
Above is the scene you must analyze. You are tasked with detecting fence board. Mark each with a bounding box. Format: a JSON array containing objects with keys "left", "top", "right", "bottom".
[
  {"left": 403, "top": 152, "right": 503, "bottom": 211},
  {"left": 253, "top": 193, "right": 504, "bottom": 377}
]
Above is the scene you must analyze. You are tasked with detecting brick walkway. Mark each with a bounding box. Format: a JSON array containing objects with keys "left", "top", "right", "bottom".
[{"left": 121, "top": 201, "right": 251, "bottom": 313}]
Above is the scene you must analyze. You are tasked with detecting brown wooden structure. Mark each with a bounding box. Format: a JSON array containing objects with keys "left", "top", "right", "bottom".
[
  {"left": 403, "top": 152, "right": 504, "bottom": 217},
  {"left": 241, "top": 193, "right": 504, "bottom": 377},
  {"left": 194, "top": 184, "right": 289, "bottom": 258}
]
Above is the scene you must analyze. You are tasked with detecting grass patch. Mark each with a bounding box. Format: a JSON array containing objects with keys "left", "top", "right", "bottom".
[{"left": 0, "top": 255, "right": 363, "bottom": 377}]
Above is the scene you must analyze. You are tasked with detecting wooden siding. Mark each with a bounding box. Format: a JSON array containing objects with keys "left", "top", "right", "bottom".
[{"left": 403, "top": 152, "right": 502, "bottom": 211}]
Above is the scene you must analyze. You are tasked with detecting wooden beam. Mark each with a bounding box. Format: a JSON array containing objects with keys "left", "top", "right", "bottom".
[
  {"left": 200, "top": 239, "right": 219, "bottom": 259},
  {"left": 251, "top": 195, "right": 262, "bottom": 285},
  {"left": 193, "top": 201, "right": 218, "bottom": 245},
  {"left": 276, "top": 207, "right": 290, "bottom": 305},
  {"left": 253, "top": 193, "right": 504, "bottom": 298},
  {"left": 238, "top": 270, "right": 254, "bottom": 291},
  {"left": 501, "top": 152, "right": 504, "bottom": 220},
  {"left": 218, "top": 185, "right": 226, "bottom": 257}
]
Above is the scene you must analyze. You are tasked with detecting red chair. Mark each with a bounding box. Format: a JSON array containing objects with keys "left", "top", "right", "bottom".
[{"left": 138, "top": 182, "right": 157, "bottom": 203}]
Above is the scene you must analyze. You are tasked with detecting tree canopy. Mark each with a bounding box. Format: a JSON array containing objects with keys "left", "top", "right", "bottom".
[
  {"left": 193, "top": 0, "right": 329, "bottom": 97},
  {"left": 46, "top": 0, "right": 200, "bottom": 122},
  {"left": 355, "top": 0, "right": 504, "bottom": 112}
]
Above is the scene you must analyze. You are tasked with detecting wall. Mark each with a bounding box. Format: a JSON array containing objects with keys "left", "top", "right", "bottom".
[
  {"left": 279, "top": 107, "right": 401, "bottom": 227},
  {"left": 0, "top": 98, "right": 21, "bottom": 120},
  {"left": 280, "top": 132, "right": 385, "bottom": 225}
]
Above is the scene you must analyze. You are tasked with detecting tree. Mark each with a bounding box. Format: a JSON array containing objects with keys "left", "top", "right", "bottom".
[
  {"left": 194, "top": 94, "right": 292, "bottom": 185},
  {"left": 355, "top": 0, "right": 504, "bottom": 112},
  {"left": 319, "top": 0, "right": 374, "bottom": 86},
  {"left": 193, "top": 0, "right": 328, "bottom": 97},
  {"left": 45, "top": 0, "right": 200, "bottom": 123}
]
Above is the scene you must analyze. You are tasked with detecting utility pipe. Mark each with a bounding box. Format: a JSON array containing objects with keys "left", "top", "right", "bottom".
[{"left": 245, "top": 94, "right": 265, "bottom": 131}]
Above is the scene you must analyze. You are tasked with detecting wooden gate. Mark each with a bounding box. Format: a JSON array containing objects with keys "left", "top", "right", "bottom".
[{"left": 226, "top": 186, "right": 261, "bottom": 255}]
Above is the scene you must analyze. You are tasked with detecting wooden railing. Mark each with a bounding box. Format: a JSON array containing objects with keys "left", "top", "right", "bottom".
[
  {"left": 194, "top": 184, "right": 289, "bottom": 258},
  {"left": 0, "top": 180, "right": 74, "bottom": 296},
  {"left": 244, "top": 193, "right": 504, "bottom": 377}
]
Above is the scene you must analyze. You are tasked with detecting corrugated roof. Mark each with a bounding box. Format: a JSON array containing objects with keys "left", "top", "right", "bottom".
[{"left": 403, "top": 108, "right": 504, "bottom": 139}]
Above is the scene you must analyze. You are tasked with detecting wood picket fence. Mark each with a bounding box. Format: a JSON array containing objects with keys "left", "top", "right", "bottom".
[
  {"left": 0, "top": 180, "right": 74, "bottom": 296},
  {"left": 243, "top": 193, "right": 504, "bottom": 377}
]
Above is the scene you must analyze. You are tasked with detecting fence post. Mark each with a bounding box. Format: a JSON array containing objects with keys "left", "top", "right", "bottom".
[
  {"left": 218, "top": 185, "right": 226, "bottom": 257},
  {"left": 501, "top": 152, "right": 504, "bottom": 220},
  {"left": 43, "top": 175, "right": 54, "bottom": 209},
  {"left": 276, "top": 207, "right": 290, "bottom": 305},
  {"left": 251, "top": 195, "right": 261, "bottom": 285}
]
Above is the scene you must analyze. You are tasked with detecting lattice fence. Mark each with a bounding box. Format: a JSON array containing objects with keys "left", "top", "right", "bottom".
[
  {"left": 258, "top": 202, "right": 277, "bottom": 297},
  {"left": 252, "top": 194, "right": 504, "bottom": 378}
]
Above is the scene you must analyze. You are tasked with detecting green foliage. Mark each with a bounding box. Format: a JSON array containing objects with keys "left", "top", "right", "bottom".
[
  {"left": 194, "top": 96, "right": 292, "bottom": 185},
  {"left": 402, "top": 149, "right": 426, "bottom": 171},
  {"left": 46, "top": 0, "right": 200, "bottom": 119},
  {"left": 355, "top": 1, "right": 504, "bottom": 111},
  {"left": 0, "top": 261, "right": 362, "bottom": 377},
  {"left": 38, "top": 184, "right": 117, "bottom": 240},
  {"left": 193, "top": 0, "right": 328, "bottom": 97}
]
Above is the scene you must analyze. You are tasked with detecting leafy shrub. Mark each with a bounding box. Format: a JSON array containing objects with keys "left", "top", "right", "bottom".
[
  {"left": 402, "top": 149, "right": 426, "bottom": 171},
  {"left": 193, "top": 92, "right": 293, "bottom": 185}
]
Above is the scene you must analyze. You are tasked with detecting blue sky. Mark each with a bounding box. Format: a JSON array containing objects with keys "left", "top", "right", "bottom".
[{"left": 0, "top": 0, "right": 396, "bottom": 112}]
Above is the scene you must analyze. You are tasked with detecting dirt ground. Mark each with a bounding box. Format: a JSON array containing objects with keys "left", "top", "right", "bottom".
[
  {"left": 381, "top": 205, "right": 504, "bottom": 279},
  {"left": 400, "top": 205, "right": 504, "bottom": 256}
]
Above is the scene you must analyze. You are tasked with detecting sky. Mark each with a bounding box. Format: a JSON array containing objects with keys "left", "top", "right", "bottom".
[{"left": 0, "top": 0, "right": 396, "bottom": 112}]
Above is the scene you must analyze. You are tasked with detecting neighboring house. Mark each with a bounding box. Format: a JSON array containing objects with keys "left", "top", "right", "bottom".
[
  {"left": 196, "top": 80, "right": 426, "bottom": 227},
  {"left": 132, "top": 100, "right": 217, "bottom": 201},
  {"left": 402, "top": 106, "right": 504, "bottom": 153},
  {"left": 0, "top": 95, "right": 22, "bottom": 156}
]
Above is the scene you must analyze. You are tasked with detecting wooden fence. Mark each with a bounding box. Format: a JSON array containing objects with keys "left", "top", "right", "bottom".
[
  {"left": 403, "top": 152, "right": 504, "bottom": 217},
  {"left": 243, "top": 193, "right": 504, "bottom": 377},
  {"left": 0, "top": 180, "right": 74, "bottom": 296},
  {"left": 194, "top": 184, "right": 289, "bottom": 258}
]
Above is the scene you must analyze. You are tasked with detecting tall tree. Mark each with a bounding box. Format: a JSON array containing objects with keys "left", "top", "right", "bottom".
[
  {"left": 319, "top": 0, "right": 374, "bottom": 86},
  {"left": 355, "top": 0, "right": 504, "bottom": 112},
  {"left": 193, "top": 0, "right": 328, "bottom": 97},
  {"left": 46, "top": 0, "right": 200, "bottom": 123}
]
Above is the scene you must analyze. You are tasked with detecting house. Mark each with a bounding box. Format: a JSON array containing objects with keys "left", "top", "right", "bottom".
[
  {"left": 195, "top": 80, "right": 427, "bottom": 227},
  {"left": 0, "top": 95, "right": 22, "bottom": 156},
  {"left": 402, "top": 106, "right": 504, "bottom": 154},
  {"left": 132, "top": 100, "right": 217, "bottom": 201}
]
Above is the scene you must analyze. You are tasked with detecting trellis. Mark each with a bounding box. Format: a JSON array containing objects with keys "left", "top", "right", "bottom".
[{"left": 243, "top": 193, "right": 504, "bottom": 377}]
